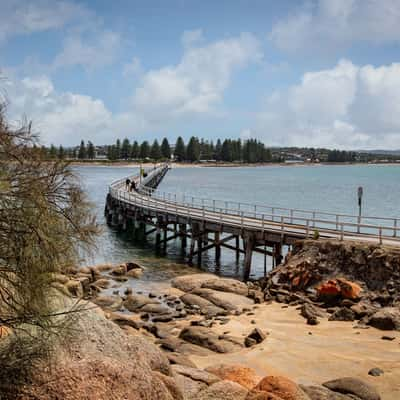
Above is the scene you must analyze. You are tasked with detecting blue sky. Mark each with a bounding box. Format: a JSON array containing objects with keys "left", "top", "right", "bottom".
[{"left": 1, "top": 0, "right": 400, "bottom": 149}]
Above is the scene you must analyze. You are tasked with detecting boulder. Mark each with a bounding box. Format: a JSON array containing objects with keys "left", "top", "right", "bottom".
[
  {"left": 152, "top": 371, "right": 184, "bottom": 400},
  {"left": 255, "top": 376, "right": 311, "bottom": 400},
  {"left": 172, "top": 274, "right": 217, "bottom": 292},
  {"left": 140, "top": 303, "right": 171, "bottom": 314},
  {"left": 192, "top": 288, "right": 254, "bottom": 312},
  {"left": 336, "top": 278, "right": 362, "bottom": 300},
  {"left": 127, "top": 269, "right": 143, "bottom": 278},
  {"left": 366, "top": 307, "right": 400, "bottom": 331},
  {"left": 246, "top": 328, "right": 267, "bottom": 344},
  {"left": 197, "top": 380, "right": 248, "bottom": 400},
  {"left": 300, "top": 303, "right": 325, "bottom": 320},
  {"left": 350, "top": 302, "right": 378, "bottom": 319},
  {"left": 300, "top": 385, "right": 356, "bottom": 399},
  {"left": 111, "top": 264, "right": 128, "bottom": 276},
  {"left": 201, "top": 278, "right": 249, "bottom": 296},
  {"left": 108, "top": 312, "right": 142, "bottom": 329},
  {"left": 246, "top": 390, "right": 285, "bottom": 399},
  {"left": 205, "top": 364, "right": 261, "bottom": 390},
  {"left": 180, "top": 293, "right": 226, "bottom": 317},
  {"left": 123, "top": 294, "right": 160, "bottom": 312},
  {"left": 93, "top": 278, "right": 111, "bottom": 289},
  {"left": 179, "top": 326, "right": 242, "bottom": 353},
  {"left": 328, "top": 307, "right": 355, "bottom": 322},
  {"left": 323, "top": 377, "right": 380, "bottom": 400},
  {"left": 65, "top": 279, "right": 83, "bottom": 298},
  {"left": 93, "top": 295, "right": 122, "bottom": 310},
  {"left": 172, "top": 364, "right": 220, "bottom": 385},
  {"left": 166, "top": 352, "right": 197, "bottom": 368},
  {"left": 174, "top": 373, "right": 208, "bottom": 399},
  {"left": 368, "top": 368, "right": 384, "bottom": 377},
  {"left": 317, "top": 280, "right": 341, "bottom": 298}
]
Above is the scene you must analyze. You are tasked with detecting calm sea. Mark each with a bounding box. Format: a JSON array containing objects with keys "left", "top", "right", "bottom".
[{"left": 75, "top": 164, "right": 400, "bottom": 287}]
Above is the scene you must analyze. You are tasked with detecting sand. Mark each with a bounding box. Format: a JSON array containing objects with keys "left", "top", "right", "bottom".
[{"left": 189, "top": 302, "right": 400, "bottom": 399}]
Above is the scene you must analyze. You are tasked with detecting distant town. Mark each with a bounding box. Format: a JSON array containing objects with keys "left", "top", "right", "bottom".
[{"left": 37, "top": 136, "right": 400, "bottom": 164}]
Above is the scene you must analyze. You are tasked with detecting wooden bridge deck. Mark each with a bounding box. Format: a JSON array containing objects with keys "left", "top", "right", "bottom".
[{"left": 105, "top": 164, "right": 400, "bottom": 279}]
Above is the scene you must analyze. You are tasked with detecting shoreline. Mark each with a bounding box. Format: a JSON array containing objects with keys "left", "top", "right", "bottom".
[{"left": 69, "top": 160, "right": 400, "bottom": 168}]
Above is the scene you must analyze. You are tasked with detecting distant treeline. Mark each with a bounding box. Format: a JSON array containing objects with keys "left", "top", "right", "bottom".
[{"left": 35, "top": 137, "right": 399, "bottom": 164}]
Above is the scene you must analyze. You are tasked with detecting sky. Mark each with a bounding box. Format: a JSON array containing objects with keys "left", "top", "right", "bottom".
[{"left": 1, "top": 0, "right": 400, "bottom": 149}]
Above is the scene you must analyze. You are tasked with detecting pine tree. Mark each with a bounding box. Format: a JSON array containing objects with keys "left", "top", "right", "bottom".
[
  {"left": 174, "top": 136, "right": 186, "bottom": 161},
  {"left": 140, "top": 140, "right": 150, "bottom": 159},
  {"left": 131, "top": 141, "right": 139, "bottom": 159},
  {"left": 150, "top": 139, "right": 161, "bottom": 160},
  {"left": 49, "top": 144, "right": 57, "bottom": 159},
  {"left": 186, "top": 136, "right": 200, "bottom": 162},
  {"left": 115, "top": 139, "right": 121, "bottom": 159},
  {"left": 215, "top": 139, "right": 222, "bottom": 161},
  {"left": 87, "top": 141, "right": 95, "bottom": 159},
  {"left": 121, "top": 138, "right": 130, "bottom": 160},
  {"left": 161, "top": 138, "right": 171, "bottom": 159},
  {"left": 78, "top": 140, "right": 86, "bottom": 159}
]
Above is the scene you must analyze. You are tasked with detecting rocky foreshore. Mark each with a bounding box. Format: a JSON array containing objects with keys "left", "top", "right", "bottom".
[{"left": 45, "top": 239, "right": 400, "bottom": 400}]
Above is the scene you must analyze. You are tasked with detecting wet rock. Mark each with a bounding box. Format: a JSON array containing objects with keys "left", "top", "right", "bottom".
[
  {"left": 368, "top": 368, "right": 384, "bottom": 377},
  {"left": 111, "top": 264, "right": 127, "bottom": 276},
  {"left": 328, "top": 307, "right": 355, "bottom": 322},
  {"left": 123, "top": 294, "right": 160, "bottom": 312},
  {"left": 93, "top": 278, "right": 110, "bottom": 289},
  {"left": 126, "top": 269, "right": 143, "bottom": 278},
  {"left": 254, "top": 375, "right": 311, "bottom": 400},
  {"left": 197, "top": 380, "right": 248, "bottom": 400},
  {"left": 366, "top": 307, "right": 400, "bottom": 331},
  {"left": 205, "top": 364, "right": 261, "bottom": 390},
  {"left": 323, "top": 377, "right": 381, "bottom": 400},
  {"left": 140, "top": 303, "right": 171, "bottom": 314},
  {"left": 179, "top": 326, "right": 242, "bottom": 353}
]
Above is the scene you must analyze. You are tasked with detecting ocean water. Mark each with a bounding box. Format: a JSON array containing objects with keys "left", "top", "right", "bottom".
[{"left": 75, "top": 164, "right": 400, "bottom": 285}]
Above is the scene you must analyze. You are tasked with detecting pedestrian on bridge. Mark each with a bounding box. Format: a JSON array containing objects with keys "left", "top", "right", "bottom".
[
  {"left": 125, "top": 178, "right": 131, "bottom": 190},
  {"left": 130, "top": 180, "right": 137, "bottom": 192}
]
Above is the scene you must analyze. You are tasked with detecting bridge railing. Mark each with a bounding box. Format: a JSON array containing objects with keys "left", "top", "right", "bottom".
[
  {"left": 136, "top": 185, "right": 400, "bottom": 240},
  {"left": 109, "top": 169, "right": 400, "bottom": 244}
]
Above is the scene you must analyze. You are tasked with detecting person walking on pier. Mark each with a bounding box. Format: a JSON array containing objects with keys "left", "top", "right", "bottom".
[
  {"left": 130, "top": 180, "right": 137, "bottom": 192},
  {"left": 125, "top": 178, "right": 131, "bottom": 190}
]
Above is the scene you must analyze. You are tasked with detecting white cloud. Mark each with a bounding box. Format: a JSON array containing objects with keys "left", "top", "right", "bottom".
[
  {"left": 53, "top": 30, "right": 122, "bottom": 71},
  {"left": 4, "top": 75, "right": 114, "bottom": 145},
  {"left": 256, "top": 59, "right": 400, "bottom": 149},
  {"left": 0, "top": 0, "right": 91, "bottom": 43},
  {"left": 133, "top": 32, "right": 262, "bottom": 121},
  {"left": 270, "top": 0, "right": 400, "bottom": 53}
]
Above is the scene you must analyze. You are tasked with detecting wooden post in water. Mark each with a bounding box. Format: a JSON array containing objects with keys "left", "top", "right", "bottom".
[
  {"left": 179, "top": 224, "right": 187, "bottom": 250},
  {"left": 235, "top": 235, "right": 240, "bottom": 261}
]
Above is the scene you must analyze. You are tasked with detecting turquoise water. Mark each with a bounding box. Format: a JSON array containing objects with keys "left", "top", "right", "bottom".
[{"left": 76, "top": 164, "right": 400, "bottom": 283}]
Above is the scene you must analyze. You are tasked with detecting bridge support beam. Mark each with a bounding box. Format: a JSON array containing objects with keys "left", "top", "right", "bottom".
[
  {"left": 215, "top": 231, "right": 221, "bottom": 264},
  {"left": 243, "top": 232, "right": 255, "bottom": 281}
]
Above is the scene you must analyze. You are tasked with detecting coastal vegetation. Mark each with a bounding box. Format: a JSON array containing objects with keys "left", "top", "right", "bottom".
[
  {"left": 0, "top": 101, "right": 98, "bottom": 397},
  {"left": 34, "top": 137, "right": 400, "bottom": 164}
]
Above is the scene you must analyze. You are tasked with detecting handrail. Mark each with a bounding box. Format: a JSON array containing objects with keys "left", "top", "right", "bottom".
[{"left": 108, "top": 167, "right": 400, "bottom": 244}]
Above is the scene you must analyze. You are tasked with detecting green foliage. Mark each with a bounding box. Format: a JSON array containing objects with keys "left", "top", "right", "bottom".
[
  {"left": 174, "top": 136, "right": 185, "bottom": 161},
  {"left": 150, "top": 139, "right": 161, "bottom": 160},
  {"left": 78, "top": 140, "right": 86, "bottom": 159},
  {"left": 140, "top": 140, "right": 150, "bottom": 159},
  {"left": 87, "top": 141, "right": 95, "bottom": 159},
  {"left": 161, "top": 137, "right": 171, "bottom": 159},
  {"left": 0, "top": 102, "right": 98, "bottom": 396},
  {"left": 186, "top": 136, "right": 200, "bottom": 162},
  {"left": 131, "top": 140, "right": 139, "bottom": 159},
  {"left": 121, "top": 138, "right": 130, "bottom": 160},
  {"left": 313, "top": 230, "right": 320, "bottom": 240}
]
